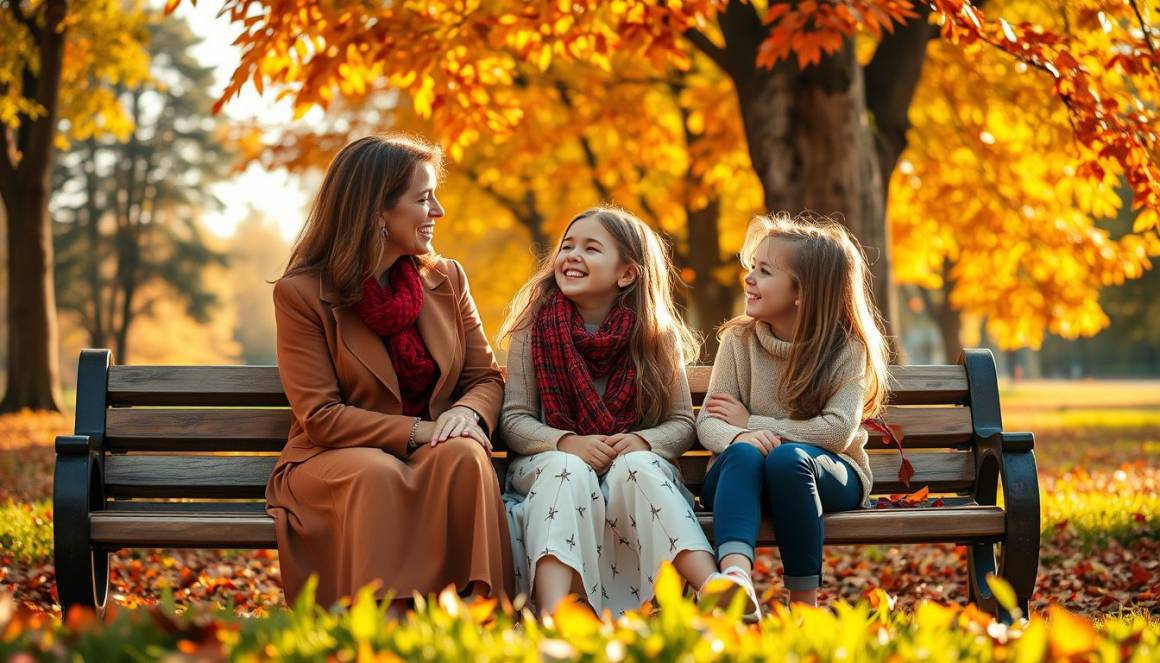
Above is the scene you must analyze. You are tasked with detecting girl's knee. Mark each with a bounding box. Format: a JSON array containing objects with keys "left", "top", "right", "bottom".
[
  {"left": 606, "top": 450, "right": 663, "bottom": 481},
  {"left": 718, "top": 440, "right": 765, "bottom": 468},
  {"left": 534, "top": 451, "right": 601, "bottom": 494},
  {"left": 764, "top": 443, "right": 814, "bottom": 481}
]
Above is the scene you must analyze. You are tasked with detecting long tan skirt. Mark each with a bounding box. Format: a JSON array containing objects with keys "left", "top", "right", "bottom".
[{"left": 266, "top": 437, "right": 515, "bottom": 607}]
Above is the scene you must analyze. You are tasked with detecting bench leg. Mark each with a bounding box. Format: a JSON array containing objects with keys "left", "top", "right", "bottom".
[
  {"left": 968, "top": 449, "right": 1039, "bottom": 622},
  {"left": 53, "top": 436, "right": 110, "bottom": 614},
  {"left": 997, "top": 449, "right": 1040, "bottom": 616}
]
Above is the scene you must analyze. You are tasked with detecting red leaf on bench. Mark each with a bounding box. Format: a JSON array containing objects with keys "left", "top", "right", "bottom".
[
  {"left": 898, "top": 457, "right": 915, "bottom": 488},
  {"left": 864, "top": 417, "right": 912, "bottom": 488}
]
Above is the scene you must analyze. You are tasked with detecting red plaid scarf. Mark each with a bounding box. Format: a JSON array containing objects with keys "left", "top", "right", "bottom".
[
  {"left": 352, "top": 258, "right": 439, "bottom": 417},
  {"left": 531, "top": 290, "right": 637, "bottom": 435}
]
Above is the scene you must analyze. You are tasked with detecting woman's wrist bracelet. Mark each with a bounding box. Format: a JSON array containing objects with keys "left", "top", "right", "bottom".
[{"left": 406, "top": 417, "right": 422, "bottom": 451}]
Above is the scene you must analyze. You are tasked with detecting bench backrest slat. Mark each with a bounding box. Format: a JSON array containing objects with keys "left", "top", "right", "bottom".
[
  {"left": 101, "top": 450, "right": 976, "bottom": 500},
  {"left": 104, "top": 405, "right": 972, "bottom": 453},
  {"left": 106, "top": 365, "right": 969, "bottom": 408}
]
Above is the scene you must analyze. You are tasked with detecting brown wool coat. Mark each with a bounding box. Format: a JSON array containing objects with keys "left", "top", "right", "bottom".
[{"left": 265, "top": 256, "right": 514, "bottom": 606}]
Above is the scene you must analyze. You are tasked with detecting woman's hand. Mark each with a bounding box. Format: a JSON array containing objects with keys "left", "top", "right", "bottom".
[
  {"left": 731, "top": 430, "right": 781, "bottom": 456},
  {"left": 605, "top": 432, "right": 650, "bottom": 456},
  {"left": 557, "top": 434, "right": 616, "bottom": 473},
  {"left": 703, "top": 393, "right": 751, "bottom": 428},
  {"left": 431, "top": 406, "right": 492, "bottom": 451}
]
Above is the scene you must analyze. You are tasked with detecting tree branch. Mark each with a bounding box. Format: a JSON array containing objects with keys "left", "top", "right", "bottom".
[
  {"left": 553, "top": 81, "right": 613, "bottom": 202},
  {"left": 463, "top": 167, "right": 522, "bottom": 212},
  {"left": 0, "top": 124, "right": 15, "bottom": 184},
  {"left": 863, "top": 3, "right": 936, "bottom": 195},
  {"left": 715, "top": 0, "right": 765, "bottom": 81},
  {"left": 915, "top": 281, "right": 939, "bottom": 315},
  {"left": 1128, "top": 0, "right": 1158, "bottom": 63},
  {"left": 461, "top": 167, "right": 548, "bottom": 252},
  {"left": 7, "top": 0, "right": 39, "bottom": 36},
  {"left": 632, "top": 167, "right": 662, "bottom": 226},
  {"left": 683, "top": 27, "right": 730, "bottom": 72}
]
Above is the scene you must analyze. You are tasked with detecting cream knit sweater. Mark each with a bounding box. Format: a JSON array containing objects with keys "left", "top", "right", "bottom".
[{"left": 695, "top": 322, "right": 874, "bottom": 505}]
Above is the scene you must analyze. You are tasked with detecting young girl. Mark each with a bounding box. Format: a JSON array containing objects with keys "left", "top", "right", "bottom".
[
  {"left": 500, "top": 207, "right": 731, "bottom": 617},
  {"left": 697, "top": 212, "right": 889, "bottom": 616}
]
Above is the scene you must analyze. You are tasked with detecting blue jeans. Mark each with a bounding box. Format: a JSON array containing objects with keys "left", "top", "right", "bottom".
[{"left": 700, "top": 442, "right": 863, "bottom": 591}]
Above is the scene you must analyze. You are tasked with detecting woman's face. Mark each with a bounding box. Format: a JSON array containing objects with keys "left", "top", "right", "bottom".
[
  {"left": 743, "top": 237, "right": 799, "bottom": 323},
  {"left": 382, "top": 162, "right": 444, "bottom": 255},
  {"left": 553, "top": 215, "right": 635, "bottom": 304}
]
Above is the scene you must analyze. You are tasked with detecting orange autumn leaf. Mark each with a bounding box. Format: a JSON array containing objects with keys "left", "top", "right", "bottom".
[
  {"left": 1047, "top": 604, "right": 1099, "bottom": 658},
  {"left": 903, "top": 485, "right": 929, "bottom": 505}
]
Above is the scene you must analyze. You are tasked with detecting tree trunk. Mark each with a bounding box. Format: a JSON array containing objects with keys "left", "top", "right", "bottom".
[
  {"left": 0, "top": 0, "right": 67, "bottom": 412},
  {"left": 520, "top": 190, "right": 550, "bottom": 259},
  {"left": 934, "top": 301, "right": 963, "bottom": 365},
  {"left": 684, "top": 198, "right": 734, "bottom": 360},
  {"left": 0, "top": 191, "right": 62, "bottom": 412},
  {"left": 82, "top": 138, "right": 109, "bottom": 348},
  {"left": 864, "top": 4, "right": 937, "bottom": 197},
  {"left": 732, "top": 42, "right": 902, "bottom": 359}
]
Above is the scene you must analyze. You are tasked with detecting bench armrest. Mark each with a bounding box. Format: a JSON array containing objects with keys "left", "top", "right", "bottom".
[
  {"left": 56, "top": 434, "right": 101, "bottom": 455},
  {"left": 1001, "top": 431, "right": 1034, "bottom": 453}
]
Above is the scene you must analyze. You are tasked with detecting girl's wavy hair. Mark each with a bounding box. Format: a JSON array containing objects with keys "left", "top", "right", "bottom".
[
  {"left": 500, "top": 206, "right": 701, "bottom": 428},
  {"left": 721, "top": 212, "right": 890, "bottom": 420}
]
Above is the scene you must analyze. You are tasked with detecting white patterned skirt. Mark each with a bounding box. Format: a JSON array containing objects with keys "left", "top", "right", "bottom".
[{"left": 503, "top": 450, "right": 713, "bottom": 616}]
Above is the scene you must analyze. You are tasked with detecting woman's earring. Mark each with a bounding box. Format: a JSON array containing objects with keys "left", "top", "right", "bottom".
[
  {"left": 794, "top": 300, "right": 800, "bottom": 307},
  {"left": 381, "top": 226, "right": 389, "bottom": 240}
]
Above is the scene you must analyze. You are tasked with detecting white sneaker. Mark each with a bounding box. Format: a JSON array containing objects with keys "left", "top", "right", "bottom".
[{"left": 698, "top": 565, "right": 762, "bottom": 623}]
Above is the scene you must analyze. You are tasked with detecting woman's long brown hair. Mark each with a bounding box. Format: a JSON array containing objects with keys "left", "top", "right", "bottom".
[
  {"left": 283, "top": 133, "right": 443, "bottom": 304},
  {"left": 721, "top": 212, "right": 890, "bottom": 420},
  {"left": 500, "top": 207, "right": 701, "bottom": 429}
]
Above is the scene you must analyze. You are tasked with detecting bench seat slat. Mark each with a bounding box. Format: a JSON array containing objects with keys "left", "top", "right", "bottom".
[
  {"left": 103, "top": 450, "right": 976, "bottom": 499},
  {"left": 103, "top": 405, "right": 973, "bottom": 453},
  {"left": 103, "top": 501, "right": 267, "bottom": 513},
  {"left": 106, "top": 364, "right": 969, "bottom": 408},
  {"left": 89, "top": 505, "right": 1004, "bottom": 549}
]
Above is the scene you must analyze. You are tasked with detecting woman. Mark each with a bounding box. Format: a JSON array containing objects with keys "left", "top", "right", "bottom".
[{"left": 266, "top": 134, "right": 514, "bottom": 609}]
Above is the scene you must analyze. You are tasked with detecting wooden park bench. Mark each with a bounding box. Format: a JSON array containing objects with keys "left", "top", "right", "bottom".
[{"left": 53, "top": 348, "right": 1039, "bottom": 619}]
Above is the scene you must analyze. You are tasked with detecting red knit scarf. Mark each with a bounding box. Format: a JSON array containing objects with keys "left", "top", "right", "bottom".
[
  {"left": 352, "top": 258, "right": 439, "bottom": 417},
  {"left": 531, "top": 290, "right": 636, "bottom": 435}
]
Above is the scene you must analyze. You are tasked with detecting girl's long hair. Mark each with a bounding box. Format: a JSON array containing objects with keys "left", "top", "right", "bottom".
[
  {"left": 282, "top": 133, "right": 443, "bottom": 304},
  {"left": 500, "top": 207, "right": 701, "bottom": 428},
  {"left": 721, "top": 212, "right": 890, "bottom": 420}
]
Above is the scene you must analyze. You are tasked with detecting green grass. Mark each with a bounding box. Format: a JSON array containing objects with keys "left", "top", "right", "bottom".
[
  {"left": 0, "top": 499, "right": 53, "bottom": 565},
  {"left": 998, "top": 380, "right": 1160, "bottom": 410},
  {"left": 1006, "top": 408, "right": 1160, "bottom": 432}
]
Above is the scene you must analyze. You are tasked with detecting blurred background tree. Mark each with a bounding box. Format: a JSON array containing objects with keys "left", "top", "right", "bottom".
[
  {"left": 1, "top": 0, "right": 149, "bottom": 411},
  {"left": 51, "top": 15, "right": 232, "bottom": 364}
]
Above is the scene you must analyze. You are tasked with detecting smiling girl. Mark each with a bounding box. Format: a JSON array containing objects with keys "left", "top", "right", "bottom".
[
  {"left": 696, "top": 212, "right": 889, "bottom": 617},
  {"left": 498, "top": 207, "right": 727, "bottom": 617}
]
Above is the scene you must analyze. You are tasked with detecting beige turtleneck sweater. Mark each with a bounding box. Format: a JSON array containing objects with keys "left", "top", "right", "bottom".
[{"left": 696, "top": 321, "right": 874, "bottom": 505}]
